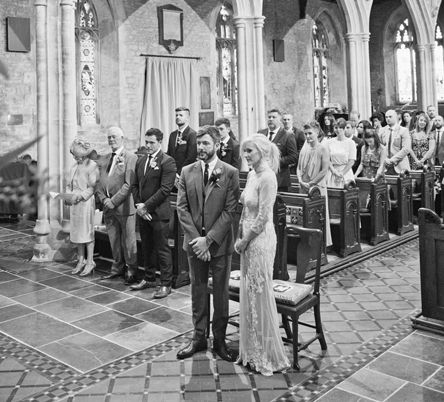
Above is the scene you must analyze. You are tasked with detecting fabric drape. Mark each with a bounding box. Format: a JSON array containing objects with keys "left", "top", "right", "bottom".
[{"left": 140, "top": 57, "right": 199, "bottom": 151}]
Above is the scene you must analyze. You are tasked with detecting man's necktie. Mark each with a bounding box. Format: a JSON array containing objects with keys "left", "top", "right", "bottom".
[
  {"left": 388, "top": 128, "right": 393, "bottom": 158},
  {"left": 144, "top": 155, "right": 152, "bottom": 175},
  {"left": 269, "top": 131, "right": 275, "bottom": 142},
  {"left": 106, "top": 152, "right": 116, "bottom": 174},
  {"left": 204, "top": 163, "right": 209, "bottom": 186},
  {"left": 176, "top": 131, "right": 182, "bottom": 147}
]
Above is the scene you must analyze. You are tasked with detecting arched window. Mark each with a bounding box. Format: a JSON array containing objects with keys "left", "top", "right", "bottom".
[
  {"left": 75, "top": 0, "right": 99, "bottom": 126},
  {"left": 395, "top": 18, "right": 416, "bottom": 103},
  {"left": 435, "top": 25, "right": 444, "bottom": 101},
  {"left": 312, "top": 22, "right": 329, "bottom": 109},
  {"left": 216, "top": 4, "right": 237, "bottom": 117}
]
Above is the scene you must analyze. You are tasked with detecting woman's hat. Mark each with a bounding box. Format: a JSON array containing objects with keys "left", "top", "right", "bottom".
[{"left": 70, "top": 138, "right": 93, "bottom": 158}]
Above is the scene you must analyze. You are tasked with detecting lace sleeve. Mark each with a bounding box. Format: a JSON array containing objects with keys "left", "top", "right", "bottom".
[{"left": 250, "top": 172, "right": 277, "bottom": 234}]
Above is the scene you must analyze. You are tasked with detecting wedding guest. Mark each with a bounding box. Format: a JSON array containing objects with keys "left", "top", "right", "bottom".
[
  {"left": 371, "top": 112, "right": 385, "bottom": 136},
  {"left": 297, "top": 121, "right": 332, "bottom": 246},
  {"left": 408, "top": 112, "right": 435, "bottom": 169},
  {"left": 432, "top": 115, "right": 444, "bottom": 165},
  {"left": 354, "top": 129, "right": 387, "bottom": 181},
  {"left": 345, "top": 120, "right": 364, "bottom": 172},
  {"left": 215, "top": 118, "right": 240, "bottom": 170},
  {"left": 321, "top": 113, "right": 336, "bottom": 139},
  {"left": 326, "top": 118, "right": 356, "bottom": 188},
  {"left": 283, "top": 113, "right": 305, "bottom": 154},
  {"left": 68, "top": 138, "right": 99, "bottom": 277},
  {"left": 401, "top": 111, "right": 414, "bottom": 130},
  {"left": 357, "top": 120, "right": 372, "bottom": 140},
  {"left": 427, "top": 105, "right": 437, "bottom": 122},
  {"left": 235, "top": 134, "right": 290, "bottom": 376}
]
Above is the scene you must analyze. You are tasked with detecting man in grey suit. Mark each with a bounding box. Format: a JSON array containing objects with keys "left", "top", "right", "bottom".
[
  {"left": 176, "top": 125, "right": 239, "bottom": 362},
  {"left": 96, "top": 126, "right": 138, "bottom": 284},
  {"left": 258, "top": 108, "right": 297, "bottom": 191},
  {"left": 379, "top": 109, "right": 411, "bottom": 174}
]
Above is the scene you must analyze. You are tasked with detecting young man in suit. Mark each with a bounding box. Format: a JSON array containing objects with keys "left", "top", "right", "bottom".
[
  {"left": 433, "top": 115, "right": 444, "bottom": 165},
  {"left": 258, "top": 108, "right": 298, "bottom": 191},
  {"left": 96, "top": 126, "right": 138, "bottom": 285},
  {"left": 215, "top": 117, "right": 240, "bottom": 170},
  {"left": 130, "top": 128, "right": 177, "bottom": 299},
  {"left": 167, "top": 107, "right": 197, "bottom": 188},
  {"left": 379, "top": 109, "right": 411, "bottom": 174},
  {"left": 176, "top": 125, "right": 239, "bottom": 362}
]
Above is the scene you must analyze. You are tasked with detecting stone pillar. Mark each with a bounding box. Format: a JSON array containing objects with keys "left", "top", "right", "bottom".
[
  {"left": 234, "top": 18, "right": 248, "bottom": 151},
  {"left": 60, "top": 0, "right": 77, "bottom": 232},
  {"left": 254, "top": 17, "right": 265, "bottom": 131},
  {"left": 33, "top": 0, "right": 52, "bottom": 261},
  {"left": 345, "top": 32, "right": 372, "bottom": 118},
  {"left": 416, "top": 43, "right": 437, "bottom": 111}
]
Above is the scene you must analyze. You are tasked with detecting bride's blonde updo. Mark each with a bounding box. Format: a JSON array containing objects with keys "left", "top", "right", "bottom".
[{"left": 241, "top": 134, "right": 280, "bottom": 173}]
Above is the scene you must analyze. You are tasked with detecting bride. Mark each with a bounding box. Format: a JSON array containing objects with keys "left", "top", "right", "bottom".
[{"left": 234, "top": 134, "right": 290, "bottom": 376}]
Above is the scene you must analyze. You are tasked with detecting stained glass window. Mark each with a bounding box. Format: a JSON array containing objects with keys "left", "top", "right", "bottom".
[
  {"left": 395, "top": 18, "right": 416, "bottom": 103},
  {"left": 216, "top": 4, "right": 237, "bottom": 116},
  {"left": 312, "top": 22, "right": 329, "bottom": 109},
  {"left": 435, "top": 25, "right": 444, "bottom": 102},
  {"left": 75, "top": 0, "right": 99, "bottom": 126}
]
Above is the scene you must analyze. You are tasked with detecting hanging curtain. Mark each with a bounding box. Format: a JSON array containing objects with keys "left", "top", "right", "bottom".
[{"left": 140, "top": 57, "right": 199, "bottom": 151}]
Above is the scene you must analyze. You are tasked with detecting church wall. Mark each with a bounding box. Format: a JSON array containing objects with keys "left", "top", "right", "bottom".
[{"left": 0, "top": 0, "right": 37, "bottom": 157}]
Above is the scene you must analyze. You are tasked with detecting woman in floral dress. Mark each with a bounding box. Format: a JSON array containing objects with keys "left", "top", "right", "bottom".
[
  {"left": 235, "top": 134, "right": 290, "bottom": 376},
  {"left": 408, "top": 112, "right": 435, "bottom": 169}
]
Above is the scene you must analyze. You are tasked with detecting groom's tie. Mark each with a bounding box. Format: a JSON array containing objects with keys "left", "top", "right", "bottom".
[{"left": 204, "top": 163, "right": 209, "bottom": 186}]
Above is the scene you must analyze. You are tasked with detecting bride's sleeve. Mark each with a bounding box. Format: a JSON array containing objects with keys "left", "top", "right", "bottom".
[{"left": 250, "top": 174, "right": 277, "bottom": 234}]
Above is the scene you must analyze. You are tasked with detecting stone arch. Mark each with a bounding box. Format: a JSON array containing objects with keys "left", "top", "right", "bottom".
[
  {"left": 337, "top": 0, "right": 372, "bottom": 33},
  {"left": 231, "top": 0, "right": 263, "bottom": 18},
  {"left": 403, "top": 0, "right": 439, "bottom": 45}
]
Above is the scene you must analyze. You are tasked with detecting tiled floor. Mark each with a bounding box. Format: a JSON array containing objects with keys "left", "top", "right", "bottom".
[{"left": 0, "top": 220, "right": 442, "bottom": 402}]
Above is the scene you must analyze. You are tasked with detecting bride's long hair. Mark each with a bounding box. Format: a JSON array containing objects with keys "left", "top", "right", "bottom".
[{"left": 241, "top": 134, "right": 280, "bottom": 173}]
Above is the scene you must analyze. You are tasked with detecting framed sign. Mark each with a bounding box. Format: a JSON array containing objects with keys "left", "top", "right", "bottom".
[
  {"left": 7, "top": 17, "right": 30, "bottom": 52},
  {"left": 199, "top": 111, "right": 215, "bottom": 127},
  {"left": 157, "top": 5, "right": 183, "bottom": 53}
]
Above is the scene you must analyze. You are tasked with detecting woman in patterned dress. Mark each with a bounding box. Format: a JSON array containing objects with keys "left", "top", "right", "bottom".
[
  {"left": 408, "top": 112, "right": 436, "bottom": 169},
  {"left": 354, "top": 129, "right": 387, "bottom": 181},
  {"left": 235, "top": 134, "right": 290, "bottom": 376},
  {"left": 68, "top": 139, "right": 99, "bottom": 276}
]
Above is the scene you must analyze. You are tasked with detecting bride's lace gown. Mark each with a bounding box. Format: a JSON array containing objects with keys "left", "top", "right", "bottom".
[{"left": 237, "top": 167, "right": 290, "bottom": 376}]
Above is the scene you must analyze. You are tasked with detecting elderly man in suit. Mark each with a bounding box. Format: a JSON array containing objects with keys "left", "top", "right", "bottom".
[
  {"left": 167, "top": 107, "right": 197, "bottom": 188},
  {"left": 130, "top": 128, "right": 176, "bottom": 298},
  {"left": 215, "top": 117, "right": 240, "bottom": 170},
  {"left": 96, "top": 126, "right": 138, "bottom": 284},
  {"left": 433, "top": 115, "right": 444, "bottom": 165},
  {"left": 176, "top": 125, "right": 239, "bottom": 362},
  {"left": 379, "top": 109, "right": 411, "bottom": 173},
  {"left": 258, "top": 108, "right": 298, "bottom": 191}
]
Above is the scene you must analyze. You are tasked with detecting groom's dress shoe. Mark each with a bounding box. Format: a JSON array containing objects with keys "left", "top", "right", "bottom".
[
  {"left": 213, "top": 340, "right": 236, "bottom": 362},
  {"left": 100, "top": 273, "right": 123, "bottom": 280},
  {"left": 176, "top": 339, "right": 207, "bottom": 360},
  {"left": 124, "top": 274, "right": 138, "bottom": 285}
]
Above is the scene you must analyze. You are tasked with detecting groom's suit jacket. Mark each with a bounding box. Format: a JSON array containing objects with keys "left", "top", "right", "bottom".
[
  {"left": 96, "top": 149, "right": 137, "bottom": 216},
  {"left": 177, "top": 159, "right": 239, "bottom": 258}
]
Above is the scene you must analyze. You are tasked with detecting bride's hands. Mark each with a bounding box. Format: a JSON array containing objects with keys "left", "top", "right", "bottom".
[{"left": 234, "top": 238, "right": 248, "bottom": 254}]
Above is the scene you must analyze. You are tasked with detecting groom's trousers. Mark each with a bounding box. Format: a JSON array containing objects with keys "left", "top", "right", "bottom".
[{"left": 187, "top": 253, "right": 232, "bottom": 341}]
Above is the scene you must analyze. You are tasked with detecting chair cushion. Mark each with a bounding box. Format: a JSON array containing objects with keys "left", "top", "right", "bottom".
[{"left": 210, "top": 271, "right": 313, "bottom": 306}]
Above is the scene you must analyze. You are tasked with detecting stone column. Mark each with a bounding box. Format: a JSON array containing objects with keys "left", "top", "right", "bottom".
[
  {"left": 254, "top": 17, "right": 265, "bottom": 131},
  {"left": 234, "top": 18, "right": 248, "bottom": 154},
  {"left": 33, "top": 0, "right": 51, "bottom": 261},
  {"left": 345, "top": 32, "right": 372, "bottom": 118},
  {"left": 416, "top": 43, "right": 437, "bottom": 111},
  {"left": 60, "top": 0, "right": 77, "bottom": 232}
]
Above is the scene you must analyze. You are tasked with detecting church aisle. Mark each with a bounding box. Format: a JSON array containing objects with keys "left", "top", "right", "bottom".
[{"left": 0, "top": 221, "right": 441, "bottom": 402}]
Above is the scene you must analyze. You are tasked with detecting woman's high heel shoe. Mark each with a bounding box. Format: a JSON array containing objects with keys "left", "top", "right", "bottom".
[
  {"left": 72, "top": 260, "right": 86, "bottom": 275},
  {"left": 80, "top": 261, "right": 96, "bottom": 277}
]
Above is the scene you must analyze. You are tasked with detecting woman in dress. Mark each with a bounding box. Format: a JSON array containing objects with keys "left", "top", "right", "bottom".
[
  {"left": 297, "top": 121, "right": 332, "bottom": 246},
  {"left": 326, "top": 118, "right": 356, "bottom": 188},
  {"left": 354, "top": 129, "right": 387, "bottom": 181},
  {"left": 68, "top": 139, "right": 99, "bottom": 276},
  {"left": 408, "top": 112, "right": 436, "bottom": 169},
  {"left": 235, "top": 134, "right": 290, "bottom": 376}
]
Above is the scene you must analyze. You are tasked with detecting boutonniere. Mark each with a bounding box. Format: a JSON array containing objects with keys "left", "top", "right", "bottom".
[
  {"left": 116, "top": 155, "right": 124, "bottom": 165},
  {"left": 149, "top": 158, "right": 159, "bottom": 170},
  {"left": 209, "top": 168, "right": 222, "bottom": 186},
  {"left": 220, "top": 143, "right": 231, "bottom": 157}
]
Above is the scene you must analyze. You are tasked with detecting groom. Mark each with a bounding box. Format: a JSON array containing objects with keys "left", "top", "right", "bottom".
[{"left": 176, "top": 125, "right": 239, "bottom": 362}]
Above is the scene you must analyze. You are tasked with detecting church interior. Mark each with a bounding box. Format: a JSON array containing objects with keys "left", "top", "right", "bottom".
[{"left": 1, "top": 0, "right": 444, "bottom": 401}]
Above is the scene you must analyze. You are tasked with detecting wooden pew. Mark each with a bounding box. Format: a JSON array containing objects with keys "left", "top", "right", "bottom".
[
  {"left": 280, "top": 188, "right": 328, "bottom": 268},
  {"left": 410, "top": 167, "right": 436, "bottom": 212},
  {"left": 355, "top": 177, "right": 389, "bottom": 245},
  {"left": 435, "top": 164, "right": 444, "bottom": 218},
  {"left": 328, "top": 181, "right": 361, "bottom": 257},
  {"left": 385, "top": 173, "right": 414, "bottom": 235}
]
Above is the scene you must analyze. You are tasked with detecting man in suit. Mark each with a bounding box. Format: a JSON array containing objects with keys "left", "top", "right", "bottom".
[
  {"left": 176, "top": 125, "right": 239, "bottom": 362},
  {"left": 130, "top": 128, "right": 177, "bottom": 298},
  {"left": 427, "top": 105, "right": 437, "bottom": 122},
  {"left": 379, "top": 109, "right": 411, "bottom": 174},
  {"left": 215, "top": 117, "right": 240, "bottom": 170},
  {"left": 96, "top": 126, "right": 138, "bottom": 284},
  {"left": 433, "top": 115, "right": 444, "bottom": 165},
  {"left": 167, "top": 107, "right": 197, "bottom": 188},
  {"left": 283, "top": 113, "right": 305, "bottom": 154},
  {"left": 258, "top": 108, "right": 298, "bottom": 191}
]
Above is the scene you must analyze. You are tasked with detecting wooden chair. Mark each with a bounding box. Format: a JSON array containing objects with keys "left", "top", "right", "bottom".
[{"left": 207, "top": 226, "right": 327, "bottom": 370}]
